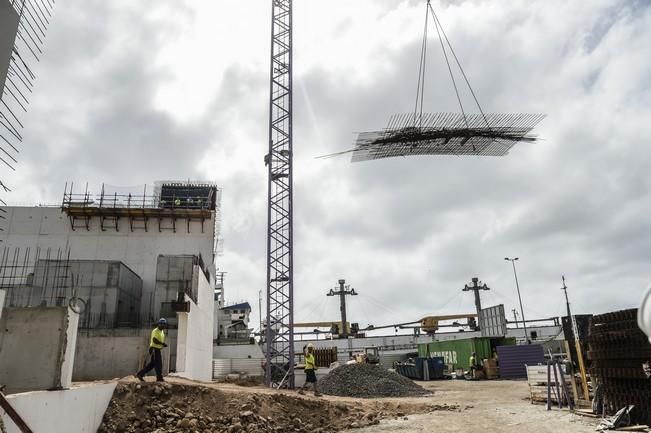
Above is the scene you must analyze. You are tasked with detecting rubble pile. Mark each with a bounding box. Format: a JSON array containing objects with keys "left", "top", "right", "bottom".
[
  {"left": 319, "top": 363, "right": 430, "bottom": 398},
  {"left": 97, "top": 381, "right": 436, "bottom": 433}
]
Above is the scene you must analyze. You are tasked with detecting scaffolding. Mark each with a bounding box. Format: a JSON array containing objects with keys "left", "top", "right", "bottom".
[{"left": 61, "top": 182, "right": 219, "bottom": 233}]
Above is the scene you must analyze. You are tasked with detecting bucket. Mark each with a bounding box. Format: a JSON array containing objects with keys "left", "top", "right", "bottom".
[{"left": 639, "top": 286, "right": 651, "bottom": 343}]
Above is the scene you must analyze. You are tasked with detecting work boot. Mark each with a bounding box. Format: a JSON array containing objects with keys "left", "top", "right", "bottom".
[
  {"left": 314, "top": 391, "right": 322, "bottom": 397},
  {"left": 156, "top": 377, "right": 165, "bottom": 382},
  {"left": 136, "top": 374, "right": 144, "bottom": 382},
  {"left": 297, "top": 389, "right": 305, "bottom": 395}
]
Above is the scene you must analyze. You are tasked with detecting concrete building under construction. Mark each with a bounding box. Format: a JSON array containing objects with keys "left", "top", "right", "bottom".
[{"left": 0, "top": 181, "right": 221, "bottom": 384}]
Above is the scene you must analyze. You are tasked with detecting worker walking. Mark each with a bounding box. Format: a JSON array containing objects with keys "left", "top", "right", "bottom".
[
  {"left": 137, "top": 318, "right": 168, "bottom": 382},
  {"left": 469, "top": 352, "right": 479, "bottom": 379},
  {"left": 299, "top": 344, "right": 321, "bottom": 396}
]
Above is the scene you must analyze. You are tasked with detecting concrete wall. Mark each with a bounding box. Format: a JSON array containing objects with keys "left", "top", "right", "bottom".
[
  {"left": 61, "top": 308, "right": 80, "bottom": 388},
  {"left": 0, "top": 307, "right": 78, "bottom": 393},
  {"left": 0, "top": 289, "right": 5, "bottom": 319},
  {"left": 0, "top": 382, "right": 116, "bottom": 433},
  {"left": 73, "top": 329, "right": 147, "bottom": 381},
  {"left": 0, "top": 206, "right": 216, "bottom": 320},
  {"left": 174, "top": 266, "right": 214, "bottom": 381},
  {"left": 73, "top": 328, "right": 176, "bottom": 380}
]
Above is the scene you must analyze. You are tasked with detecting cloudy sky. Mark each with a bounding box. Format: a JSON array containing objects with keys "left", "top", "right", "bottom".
[{"left": 4, "top": 0, "right": 651, "bottom": 331}]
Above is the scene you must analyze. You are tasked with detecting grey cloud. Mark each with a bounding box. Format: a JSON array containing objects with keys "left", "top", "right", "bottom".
[{"left": 5, "top": 0, "right": 650, "bottom": 331}]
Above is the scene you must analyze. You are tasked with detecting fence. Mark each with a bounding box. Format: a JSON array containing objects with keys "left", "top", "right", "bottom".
[
  {"left": 61, "top": 182, "right": 218, "bottom": 211},
  {"left": 212, "top": 358, "right": 264, "bottom": 379}
]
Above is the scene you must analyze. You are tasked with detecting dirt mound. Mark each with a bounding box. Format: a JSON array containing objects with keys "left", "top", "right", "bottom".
[
  {"left": 319, "top": 363, "right": 430, "bottom": 398},
  {"left": 98, "top": 380, "right": 442, "bottom": 433}
]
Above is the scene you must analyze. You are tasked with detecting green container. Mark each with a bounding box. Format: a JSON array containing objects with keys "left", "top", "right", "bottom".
[{"left": 417, "top": 337, "right": 515, "bottom": 370}]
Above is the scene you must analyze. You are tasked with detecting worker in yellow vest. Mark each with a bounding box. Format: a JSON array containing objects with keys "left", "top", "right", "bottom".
[
  {"left": 299, "top": 344, "right": 321, "bottom": 396},
  {"left": 469, "top": 352, "right": 479, "bottom": 379},
  {"left": 136, "top": 318, "right": 168, "bottom": 382}
]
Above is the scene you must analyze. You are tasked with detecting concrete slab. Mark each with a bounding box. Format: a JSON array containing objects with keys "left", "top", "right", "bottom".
[
  {"left": 0, "top": 382, "right": 116, "bottom": 433},
  {"left": 0, "top": 307, "right": 78, "bottom": 393}
]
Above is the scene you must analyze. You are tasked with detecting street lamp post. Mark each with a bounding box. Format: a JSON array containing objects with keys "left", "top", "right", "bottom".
[{"left": 504, "top": 257, "right": 529, "bottom": 344}]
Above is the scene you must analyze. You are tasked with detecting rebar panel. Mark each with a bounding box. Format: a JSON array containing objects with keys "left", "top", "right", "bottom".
[
  {"left": 588, "top": 309, "right": 651, "bottom": 424},
  {"left": 348, "top": 112, "right": 545, "bottom": 162},
  {"left": 0, "top": 0, "right": 55, "bottom": 193},
  {"left": 0, "top": 246, "right": 72, "bottom": 308},
  {"left": 264, "top": 0, "right": 294, "bottom": 387}
]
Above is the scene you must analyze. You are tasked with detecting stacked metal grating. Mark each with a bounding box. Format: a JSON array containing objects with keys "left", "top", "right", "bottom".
[
  {"left": 588, "top": 309, "right": 651, "bottom": 424},
  {"left": 0, "top": 0, "right": 55, "bottom": 191},
  {"left": 349, "top": 112, "right": 545, "bottom": 162}
]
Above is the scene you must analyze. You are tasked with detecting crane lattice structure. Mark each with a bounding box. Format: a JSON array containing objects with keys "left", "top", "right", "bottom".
[{"left": 264, "top": 0, "right": 294, "bottom": 388}]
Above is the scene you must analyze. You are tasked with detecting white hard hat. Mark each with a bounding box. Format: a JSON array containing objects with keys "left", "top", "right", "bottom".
[
  {"left": 306, "top": 343, "right": 315, "bottom": 349},
  {"left": 638, "top": 285, "right": 651, "bottom": 344}
]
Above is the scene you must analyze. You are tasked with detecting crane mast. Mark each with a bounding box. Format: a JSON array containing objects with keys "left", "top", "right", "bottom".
[{"left": 264, "top": 0, "right": 294, "bottom": 388}]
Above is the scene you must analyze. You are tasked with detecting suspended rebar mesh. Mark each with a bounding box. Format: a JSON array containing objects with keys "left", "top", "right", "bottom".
[
  {"left": 0, "top": 0, "right": 55, "bottom": 194},
  {"left": 348, "top": 112, "right": 545, "bottom": 162},
  {"left": 317, "top": 1, "right": 546, "bottom": 164}
]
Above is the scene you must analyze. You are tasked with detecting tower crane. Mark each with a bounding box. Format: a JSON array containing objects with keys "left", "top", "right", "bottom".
[{"left": 264, "top": 0, "right": 294, "bottom": 388}]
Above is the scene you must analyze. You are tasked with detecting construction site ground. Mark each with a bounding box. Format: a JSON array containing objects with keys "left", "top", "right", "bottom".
[
  {"left": 98, "top": 376, "right": 599, "bottom": 433},
  {"left": 341, "top": 379, "right": 598, "bottom": 433}
]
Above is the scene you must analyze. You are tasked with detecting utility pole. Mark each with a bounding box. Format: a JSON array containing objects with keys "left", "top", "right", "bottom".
[
  {"left": 327, "top": 279, "right": 357, "bottom": 338},
  {"left": 561, "top": 276, "right": 590, "bottom": 400},
  {"left": 512, "top": 309, "right": 519, "bottom": 328},
  {"left": 462, "top": 277, "right": 490, "bottom": 319},
  {"left": 560, "top": 275, "right": 572, "bottom": 321},
  {"left": 258, "top": 290, "right": 263, "bottom": 334},
  {"left": 215, "top": 271, "right": 227, "bottom": 307},
  {"left": 505, "top": 257, "right": 529, "bottom": 344}
]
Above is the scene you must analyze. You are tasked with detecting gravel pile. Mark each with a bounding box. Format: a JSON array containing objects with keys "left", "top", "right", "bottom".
[{"left": 319, "top": 363, "right": 430, "bottom": 398}]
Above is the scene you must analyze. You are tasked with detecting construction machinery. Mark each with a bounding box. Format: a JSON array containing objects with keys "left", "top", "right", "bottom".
[
  {"left": 420, "top": 314, "right": 478, "bottom": 334},
  {"left": 292, "top": 321, "right": 363, "bottom": 338},
  {"left": 363, "top": 314, "right": 477, "bottom": 335},
  {"left": 293, "top": 321, "right": 349, "bottom": 335},
  {"left": 353, "top": 347, "right": 380, "bottom": 365}
]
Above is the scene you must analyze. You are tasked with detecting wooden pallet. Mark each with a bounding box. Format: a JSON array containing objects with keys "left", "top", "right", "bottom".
[{"left": 526, "top": 364, "right": 577, "bottom": 404}]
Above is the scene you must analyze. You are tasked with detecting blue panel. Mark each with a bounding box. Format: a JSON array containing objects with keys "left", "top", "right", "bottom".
[{"left": 496, "top": 344, "right": 545, "bottom": 379}]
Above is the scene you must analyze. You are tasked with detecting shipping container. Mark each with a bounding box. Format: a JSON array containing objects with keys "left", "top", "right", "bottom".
[
  {"left": 395, "top": 357, "right": 445, "bottom": 380},
  {"left": 418, "top": 337, "right": 515, "bottom": 370}
]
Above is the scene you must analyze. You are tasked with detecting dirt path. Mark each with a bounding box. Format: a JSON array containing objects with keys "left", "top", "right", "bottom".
[{"left": 342, "top": 380, "right": 598, "bottom": 433}]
